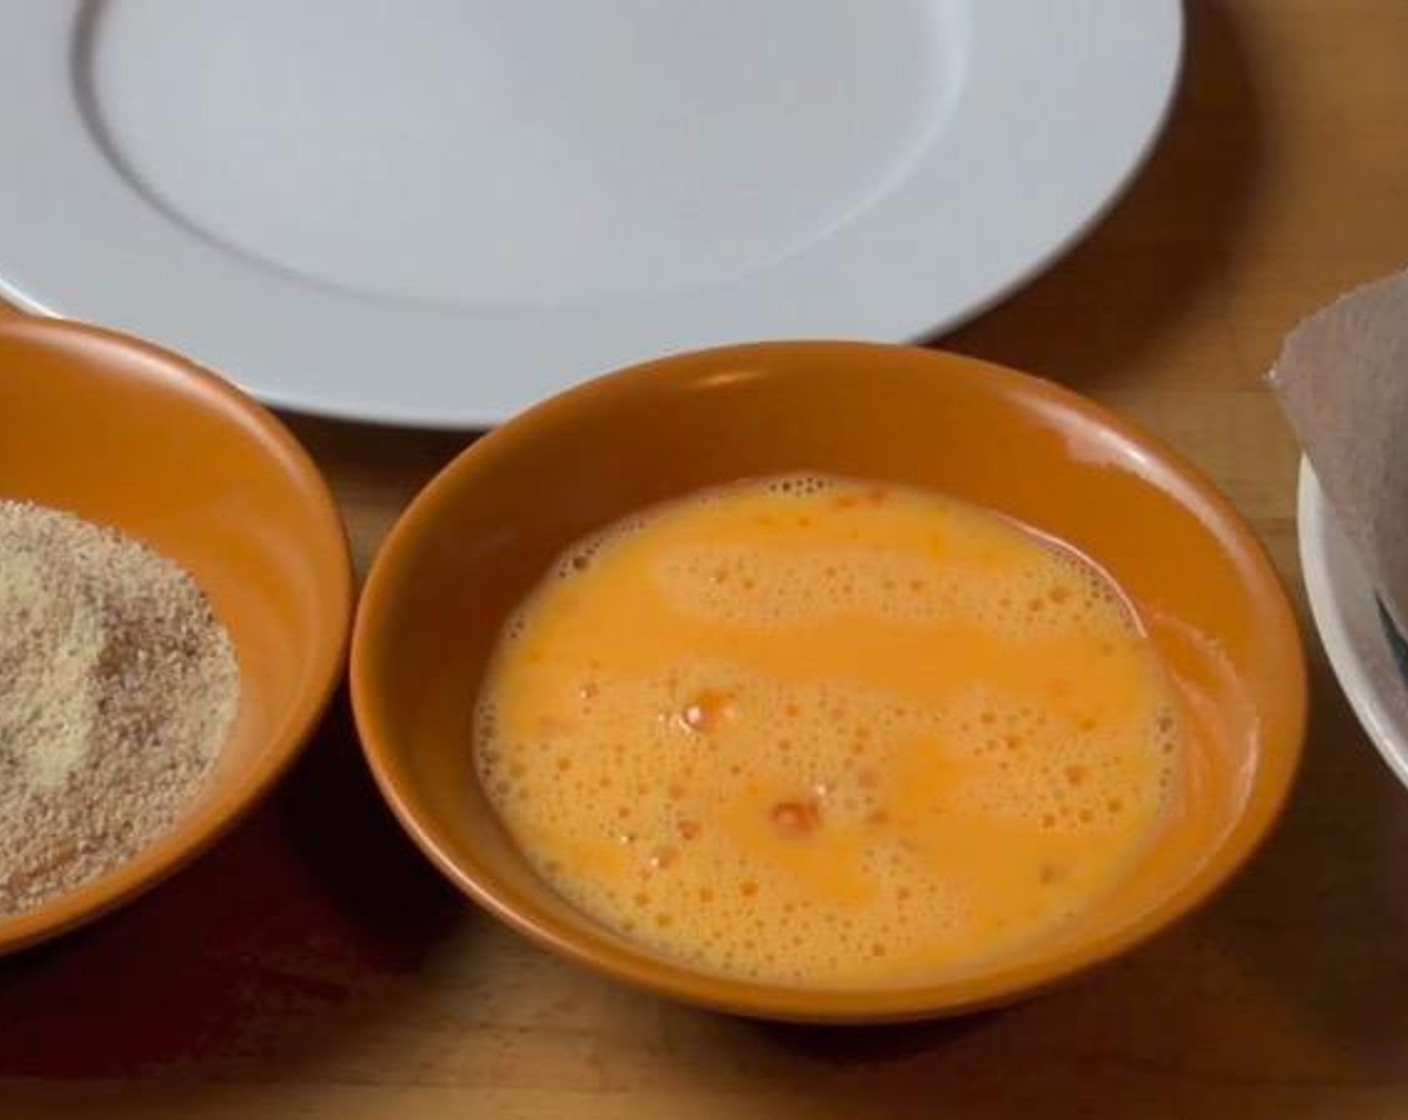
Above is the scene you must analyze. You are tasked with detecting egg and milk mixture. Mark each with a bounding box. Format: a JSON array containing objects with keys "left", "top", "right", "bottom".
[{"left": 475, "top": 476, "right": 1179, "bottom": 987}]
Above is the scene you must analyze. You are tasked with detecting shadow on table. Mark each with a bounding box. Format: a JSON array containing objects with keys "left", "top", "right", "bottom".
[
  {"left": 278, "top": 414, "right": 483, "bottom": 572},
  {"left": 0, "top": 692, "right": 465, "bottom": 1079},
  {"left": 941, "top": 1, "right": 1266, "bottom": 390},
  {"left": 1203, "top": 651, "right": 1408, "bottom": 1066},
  {"left": 282, "top": 414, "right": 479, "bottom": 474}
]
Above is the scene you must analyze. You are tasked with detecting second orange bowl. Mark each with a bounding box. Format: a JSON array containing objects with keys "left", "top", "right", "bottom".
[{"left": 351, "top": 342, "right": 1305, "bottom": 1022}]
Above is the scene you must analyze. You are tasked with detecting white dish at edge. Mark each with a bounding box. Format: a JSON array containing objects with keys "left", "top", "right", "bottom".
[
  {"left": 0, "top": 0, "right": 1182, "bottom": 427},
  {"left": 1299, "top": 461, "right": 1408, "bottom": 790}
]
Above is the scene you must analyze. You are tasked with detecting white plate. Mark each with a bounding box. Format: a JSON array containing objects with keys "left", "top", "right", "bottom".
[
  {"left": 0, "top": 0, "right": 1182, "bottom": 427},
  {"left": 1299, "top": 461, "right": 1408, "bottom": 790}
]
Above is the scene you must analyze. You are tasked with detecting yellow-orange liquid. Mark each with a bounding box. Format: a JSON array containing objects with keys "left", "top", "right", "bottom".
[{"left": 476, "top": 476, "right": 1179, "bottom": 987}]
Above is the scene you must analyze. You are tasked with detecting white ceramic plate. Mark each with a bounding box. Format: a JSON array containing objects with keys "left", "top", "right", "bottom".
[
  {"left": 0, "top": 0, "right": 1182, "bottom": 427},
  {"left": 1299, "top": 461, "right": 1408, "bottom": 790}
]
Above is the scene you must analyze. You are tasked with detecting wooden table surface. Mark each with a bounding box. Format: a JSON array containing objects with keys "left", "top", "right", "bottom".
[{"left": 5, "top": 3, "right": 1408, "bottom": 1117}]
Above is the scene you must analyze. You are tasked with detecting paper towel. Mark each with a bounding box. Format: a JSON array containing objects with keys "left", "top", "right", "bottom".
[{"left": 1271, "top": 268, "right": 1408, "bottom": 637}]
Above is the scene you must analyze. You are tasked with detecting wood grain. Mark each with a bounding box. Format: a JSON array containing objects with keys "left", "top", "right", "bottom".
[{"left": 5, "top": 2, "right": 1408, "bottom": 1115}]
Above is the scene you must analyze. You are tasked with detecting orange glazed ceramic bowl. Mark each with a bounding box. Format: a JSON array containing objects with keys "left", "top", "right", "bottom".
[
  {"left": 352, "top": 342, "right": 1305, "bottom": 1022},
  {"left": 0, "top": 318, "right": 352, "bottom": 954}
]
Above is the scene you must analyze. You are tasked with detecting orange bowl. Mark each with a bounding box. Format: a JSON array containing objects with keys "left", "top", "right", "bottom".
[
  {"left": 352, "top": 342, "right": 1305, "bottom": 1022},
  {"left": 0, "top": 318, "right": 352, "bottom": 953}
]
